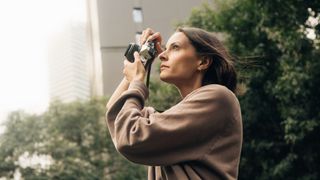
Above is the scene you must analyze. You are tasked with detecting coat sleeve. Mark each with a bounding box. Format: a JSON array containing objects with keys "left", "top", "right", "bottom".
[{"left": 105, "top": 80, "right": 238, "bottom": 166}]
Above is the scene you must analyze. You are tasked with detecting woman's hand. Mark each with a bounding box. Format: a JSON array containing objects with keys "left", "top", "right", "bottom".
[
  {"left": 123, "top": 52, "right": 145, "bottom": 83},
  {"left": 140, "top": 28, "right": 164, "bottom": 55},
  {"left": 123, "top": 28, "right": 164, "bottom": 83}
]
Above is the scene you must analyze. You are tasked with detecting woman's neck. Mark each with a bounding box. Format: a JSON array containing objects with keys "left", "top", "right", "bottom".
[{"left": 175, "top": 78, "right": 203, "bottom": 98}]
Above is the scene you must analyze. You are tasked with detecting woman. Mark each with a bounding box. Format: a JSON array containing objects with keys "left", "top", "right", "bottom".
[{"left": 106, "top": 27, "right": 243, "bottom": 180}]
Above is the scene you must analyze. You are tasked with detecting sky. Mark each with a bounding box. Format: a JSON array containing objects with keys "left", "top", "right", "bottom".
[{"left": 0, "top": 0, "right": 86, "bottom": 123}]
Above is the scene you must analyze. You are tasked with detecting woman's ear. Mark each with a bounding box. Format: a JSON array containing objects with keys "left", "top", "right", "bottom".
[{"left": 198, "top": 56, "right": 212, "bottom": 71}]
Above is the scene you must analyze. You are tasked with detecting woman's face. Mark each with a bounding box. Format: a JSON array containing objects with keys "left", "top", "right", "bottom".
[{"left": 158, "top": 32, "right": 200, "bottom": 85}]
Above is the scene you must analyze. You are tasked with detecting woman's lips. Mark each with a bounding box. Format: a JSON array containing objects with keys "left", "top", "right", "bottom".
[{"left": 160, "top": 65, "right": 169, "bottom": 71}]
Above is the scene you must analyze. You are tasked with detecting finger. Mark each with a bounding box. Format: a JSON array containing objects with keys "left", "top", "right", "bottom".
[
  {"left": 142, "top": 28, "right": 154, "bottom": 37},
  {"left": 134, "top": 52, "right": 146, "bottom": 75},
  {"left": 147, "top": 32, "right": 162, "bottom": 43},
  {"left": 134, "top": 52, "right": 145, "bottom": 69},
  {"left": 146, "top": 32, "right": 163, "bottom": 54},
  {"left": 155, "top": 42, "right": 164, "bottom": 54},
  {"left": 140, "top": 28, "right": 154, "bottom": 45}
]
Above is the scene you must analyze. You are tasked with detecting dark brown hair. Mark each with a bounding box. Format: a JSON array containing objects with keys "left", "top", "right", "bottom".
[{"left": 177, "top": 27, "right": 237, "bottom": 93}]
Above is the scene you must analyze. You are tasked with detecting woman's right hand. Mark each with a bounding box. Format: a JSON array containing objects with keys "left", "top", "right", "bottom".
[{"left": 140, "top": 28, "right": 164, "bottom": 55}]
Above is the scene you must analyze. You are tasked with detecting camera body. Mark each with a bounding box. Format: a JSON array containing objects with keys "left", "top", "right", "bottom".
[{"left": 124, "top": 41, "right": 157, "bottom": 67}]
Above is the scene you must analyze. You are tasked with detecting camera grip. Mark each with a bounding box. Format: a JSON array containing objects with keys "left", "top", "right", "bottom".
[{"left": 124, "top": 43, "right": 140, "bottom": 62}]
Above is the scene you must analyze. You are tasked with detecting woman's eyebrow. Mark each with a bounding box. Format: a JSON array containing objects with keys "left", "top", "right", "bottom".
[{"left": 165, "top": 42, "right": 180, "bottom": 49}]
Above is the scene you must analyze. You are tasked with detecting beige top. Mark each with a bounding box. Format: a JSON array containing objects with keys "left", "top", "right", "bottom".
[{"left": 106, "top": 81, "right": 243, "bottom": 180}]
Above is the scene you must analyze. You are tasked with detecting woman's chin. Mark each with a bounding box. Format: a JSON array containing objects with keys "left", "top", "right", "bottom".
[
  {"left": 159, "top": 75, "right": 166, "bottom": 81},
  {"left": 160, "top": 74, "right": 169, "bottom": 83},
  {"left": 160, "top": 74, "right": 174, "bottom": 84}
]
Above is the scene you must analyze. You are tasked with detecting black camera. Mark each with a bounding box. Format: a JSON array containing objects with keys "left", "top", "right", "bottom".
[{"left": 124, "top": 41, "right": 157, "bottom": 67}]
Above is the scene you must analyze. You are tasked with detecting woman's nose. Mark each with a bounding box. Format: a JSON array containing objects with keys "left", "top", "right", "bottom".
[{"left": 158, "top": 50, "right": 167, "bottom": 61}]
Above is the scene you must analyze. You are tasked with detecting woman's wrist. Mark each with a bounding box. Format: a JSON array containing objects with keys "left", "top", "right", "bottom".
[{"left": 133, "top": 75, "right": 144, "bottom": 82}]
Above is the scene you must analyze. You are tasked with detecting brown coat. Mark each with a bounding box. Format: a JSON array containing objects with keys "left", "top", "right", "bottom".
[{"left": 106, "top": 81, "right": 243, "bottom": 180}]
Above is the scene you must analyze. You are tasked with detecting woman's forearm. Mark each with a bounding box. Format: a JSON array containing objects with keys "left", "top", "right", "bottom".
[{"left": 106, "top": 77, "right": 130, "bottom": 109}]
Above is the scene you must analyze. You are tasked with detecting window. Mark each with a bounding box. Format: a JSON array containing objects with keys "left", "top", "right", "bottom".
[
  {"left": 132, "top": 7, "right": 143, "bottom": 23},
  {"left": 135, "top": 31, "right": 142, "bottom": 44}
]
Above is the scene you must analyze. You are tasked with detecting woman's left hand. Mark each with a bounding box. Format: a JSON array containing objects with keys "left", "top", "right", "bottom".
[{"left": 123, "top": 52, "right": 146, "bottom": 83}]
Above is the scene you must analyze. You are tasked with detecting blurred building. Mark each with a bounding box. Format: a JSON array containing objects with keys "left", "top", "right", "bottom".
[
  {"left": 95, "top": 0, "right": 208, "bottom": 96},
  {"left": 48, "top": 0, "right": 104, "bottom": 103},
  {"left": 48, "top": 22, "right": 91, "bottom": 103}
]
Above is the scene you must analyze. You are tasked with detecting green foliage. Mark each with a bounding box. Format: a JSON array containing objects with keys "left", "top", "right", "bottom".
[
  {"left": 182, "top": 0, "right": 320, "bottom": 179},
  {"left": 147, "top": 78, "right": 181, "bottom": 111},
  {"left": 0, "top": 98, "right": 146, "bottom": 179}
]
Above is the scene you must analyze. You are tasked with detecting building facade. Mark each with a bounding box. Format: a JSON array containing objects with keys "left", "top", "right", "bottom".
[
  {"left": 95, "top": 0, "right": 208, "bottom": 95},
  {"left": 48, "top": 22, "right": 91, "bottom": 103}
]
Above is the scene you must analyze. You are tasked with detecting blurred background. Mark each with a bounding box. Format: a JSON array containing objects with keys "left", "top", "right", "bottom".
[{"left": 0, "top": 0, "right": 319, "bottom": 179}]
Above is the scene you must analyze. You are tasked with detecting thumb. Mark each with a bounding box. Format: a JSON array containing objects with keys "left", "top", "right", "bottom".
[
  {"left": 134, "top": 51, "right": 144, "bottom": 67},
  {"left": 133, "top": 51, "right": 140, "bottom": 63},
  {"left": 134, "top": 51, "right": 145, "bottom": 71}
]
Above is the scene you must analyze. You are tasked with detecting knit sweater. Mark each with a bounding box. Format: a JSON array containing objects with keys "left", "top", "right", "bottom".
[{"left": 106, "top": 80, "right": 243, "bottom": 180}]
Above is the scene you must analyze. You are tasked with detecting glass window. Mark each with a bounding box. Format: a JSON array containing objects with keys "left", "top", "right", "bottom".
[{"left": 132, "top": 7, "right": 143, "bottom": 23}]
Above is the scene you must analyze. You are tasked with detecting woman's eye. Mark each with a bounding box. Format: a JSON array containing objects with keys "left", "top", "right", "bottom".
[{"left": 172, "top": 45, "right": 179, "bottom": 50}]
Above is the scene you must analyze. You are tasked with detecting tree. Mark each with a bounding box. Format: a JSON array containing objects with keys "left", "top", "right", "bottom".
[
  {"left": 182, "top": 0, "right": 320, "bottom": 179},
  {"left": 147, "top": 77, "right": 181, "bottom": 111},
  {"left": 0, "top": 98, "right": 146, "bottom": 179}
]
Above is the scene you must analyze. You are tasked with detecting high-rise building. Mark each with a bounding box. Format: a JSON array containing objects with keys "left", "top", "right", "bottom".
[
  {"left": 48, "top": 22, "right": 91, "bottom": 103},
  {"left": 47, "top": 0, "right": 103, "bottom": 103},
  {"left": 95, "top": 0, "right": 210, "bottom": 95}
]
